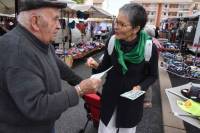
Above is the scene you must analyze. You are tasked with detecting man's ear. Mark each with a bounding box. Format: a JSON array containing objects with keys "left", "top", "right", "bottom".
[{"left": 31, "top": 16, "right": 40, "bottom": 31}]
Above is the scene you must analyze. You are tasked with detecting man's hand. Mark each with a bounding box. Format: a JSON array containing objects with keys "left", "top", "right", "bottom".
[{"left": 75, "top": 78, "right": 102, "bottom": 96}]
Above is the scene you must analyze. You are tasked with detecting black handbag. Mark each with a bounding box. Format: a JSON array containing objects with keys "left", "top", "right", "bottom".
[{"left": 181, "top": 86, "right": 200, "bottom": 103}]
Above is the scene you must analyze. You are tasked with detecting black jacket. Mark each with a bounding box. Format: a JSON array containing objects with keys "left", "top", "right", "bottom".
[
  {"left": 0, "top": 24, "right": 82, "bottom": 133},
  {"left": 93, "top": 38, "right": 158, "bottom": 128}
]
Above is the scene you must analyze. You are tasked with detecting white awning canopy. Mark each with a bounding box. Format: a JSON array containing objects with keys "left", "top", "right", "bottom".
[
  {"left": 0, "top": 0, "right": 14, "bottom": 14},
  {"left": 0, "top": 13, "right": 14, "bottom": 17},
  {"left": 68, "top": 4, "right": 113, "bottom": 19}
]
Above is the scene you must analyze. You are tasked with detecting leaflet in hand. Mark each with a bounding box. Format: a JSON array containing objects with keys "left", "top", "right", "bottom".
[
  {"left": 90, "top": 66, "right": 113, "bottom": 79},
  {"left": 120, "top": 90, "right": 145, "bottom": 100}
]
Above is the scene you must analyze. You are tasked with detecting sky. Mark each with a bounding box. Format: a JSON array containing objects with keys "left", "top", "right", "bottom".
[{"left": 102, "top": 0, "right": 132, "bottom": 15}]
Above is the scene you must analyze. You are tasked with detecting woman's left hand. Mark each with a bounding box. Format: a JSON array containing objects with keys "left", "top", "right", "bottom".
[
  {"left": 86, "top": 57, "right": 99, "bottom": 69},
  {"left": 132, "top": 85, "right": 141, "bottom": 91}
]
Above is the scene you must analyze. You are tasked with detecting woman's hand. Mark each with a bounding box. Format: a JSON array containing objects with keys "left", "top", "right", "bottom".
[
  {"left": 86, "top": 57, "right": 99, "bottom": 69},
  {"left": 132, "top": 85, "right": 141, "bottom": 91}
]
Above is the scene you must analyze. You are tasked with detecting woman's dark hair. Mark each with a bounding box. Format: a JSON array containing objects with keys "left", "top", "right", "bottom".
[{"left": 119, "top": 3, "right": 147, "bottom": 32}]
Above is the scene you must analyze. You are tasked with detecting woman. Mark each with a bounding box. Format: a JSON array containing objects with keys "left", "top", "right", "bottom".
[{"left": 86, "top": 3, "right": 158, "bottom": 133}]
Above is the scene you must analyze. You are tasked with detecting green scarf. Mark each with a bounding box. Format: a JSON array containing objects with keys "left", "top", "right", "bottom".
[{"left": 115, "top": 30, "right": 150, "bottom": 74}]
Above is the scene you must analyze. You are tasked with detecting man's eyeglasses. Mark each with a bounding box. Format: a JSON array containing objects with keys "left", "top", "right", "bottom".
[{"left": 114, "top": 19, "right": 132, "bottom": 28}]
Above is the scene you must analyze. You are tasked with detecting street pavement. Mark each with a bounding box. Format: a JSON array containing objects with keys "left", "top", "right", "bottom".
[{"left": 55, "top": 52, "right": 163, "bottom": 133}]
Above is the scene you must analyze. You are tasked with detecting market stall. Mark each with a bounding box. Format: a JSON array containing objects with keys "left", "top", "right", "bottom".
[
  {"left": 0, "top": 13, "right": 15, "bottom": 36},
  {"left": 67, "top": 4, "right": 113, "bottom": 43},
  {"left": 56, "top": 4, "right": 113, "bottom": 67},
  {"left": 158, "top": 12, "right": 200, "bottom": 80}
]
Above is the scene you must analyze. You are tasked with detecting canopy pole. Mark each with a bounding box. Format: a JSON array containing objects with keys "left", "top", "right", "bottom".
[{"left": 15, "top": 0, "right": 19, "bottom": 16}]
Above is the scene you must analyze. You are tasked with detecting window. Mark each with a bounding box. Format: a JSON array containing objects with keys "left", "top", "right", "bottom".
[
  {"left": 169, "top": 4, "right": 178, "bottom": 8},
  {"left": 168, "top": 12, "right": 177, "bottom": 16},
  {"left": 193, "top": 3, "right": 198, "bottom": 10},
  {"left": 144, "top": 3, "right": 150, "bottom": 7},
  {"left": 179, "top": 4, "right": 184, "bottom": 9},
  {"left": 151, "top": 3, "right": 157, "bottom": 8}
]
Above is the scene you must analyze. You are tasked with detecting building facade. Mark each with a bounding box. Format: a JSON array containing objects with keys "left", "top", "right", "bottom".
[
  {"left": 84, "top": 0, "right": 104, "bottom": 8},
  {"left": 192, "top": 0, "right": 200, "bottom": 14},
  {"left": 131, "top": 0, "right": 195, "bottom": 27}
]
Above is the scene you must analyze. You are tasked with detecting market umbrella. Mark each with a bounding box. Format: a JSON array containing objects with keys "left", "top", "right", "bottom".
[
  {"left": 69, "top": 4, "right": 112, "bottom": 19},
  {"left": 165, "top": 82, "right": 200, "bottom": 129},
  {"left": 0, "top": 0, "right": 14, "bottom": 14}
]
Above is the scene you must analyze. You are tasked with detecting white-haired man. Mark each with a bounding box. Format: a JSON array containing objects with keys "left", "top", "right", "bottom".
[{"left": 0, "top": 0, "right": 101, "bottom": 133}]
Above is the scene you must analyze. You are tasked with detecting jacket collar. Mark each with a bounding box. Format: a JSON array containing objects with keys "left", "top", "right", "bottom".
[{"left": 16, "top": 24, "right": 49, "bottom": 53}]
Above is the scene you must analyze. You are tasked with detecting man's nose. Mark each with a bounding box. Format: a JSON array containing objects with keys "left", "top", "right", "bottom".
[{"left": 57, "top": 20, "right": 61, "bottom": 29}]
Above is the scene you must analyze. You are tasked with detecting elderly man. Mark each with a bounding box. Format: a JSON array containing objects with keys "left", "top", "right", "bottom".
[{"left": 0, "top": 0, "right": 101, "bottom": 133}]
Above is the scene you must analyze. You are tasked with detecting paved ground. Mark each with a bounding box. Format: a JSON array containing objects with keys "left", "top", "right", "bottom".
[{"left": 55, "top": 52, "right": 163, "bottom": 133}]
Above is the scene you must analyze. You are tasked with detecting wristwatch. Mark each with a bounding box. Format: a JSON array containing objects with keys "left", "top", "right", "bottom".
[{"left": 75, "top": 85, "right": 84, "bottom": 96}]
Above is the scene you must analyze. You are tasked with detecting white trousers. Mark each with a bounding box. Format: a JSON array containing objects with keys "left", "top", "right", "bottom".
[{"left": 98, "top": 109, "right": 136, "bottom": 133}]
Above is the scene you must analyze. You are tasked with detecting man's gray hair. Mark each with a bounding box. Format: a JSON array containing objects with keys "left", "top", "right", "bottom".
[
  {"left": 17, "top": 9, "right": 42, "bottom": 27},
  {"left": 17, "top": 11, "right": 31, "bottom": 26}
]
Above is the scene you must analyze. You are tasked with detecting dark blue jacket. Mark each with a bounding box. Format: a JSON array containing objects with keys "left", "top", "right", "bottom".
[{"left": 0, "top": 24, "right": 82, "bottom": 133}]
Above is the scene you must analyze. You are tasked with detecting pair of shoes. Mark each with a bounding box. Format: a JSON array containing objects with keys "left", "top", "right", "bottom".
[{"left": 143, "top": 102, "right": 152, "bottom": 108}]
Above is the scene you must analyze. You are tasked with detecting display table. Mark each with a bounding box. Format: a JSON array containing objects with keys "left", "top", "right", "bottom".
[
  {"left": 55, "top": 41, "right": 105, "bottom": 67},
  {"left": 67, "top": 42, "right": 105, "bottom": 60},
  {"left": 165, "top": 82, "right": 200, "bottom": 129}
]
